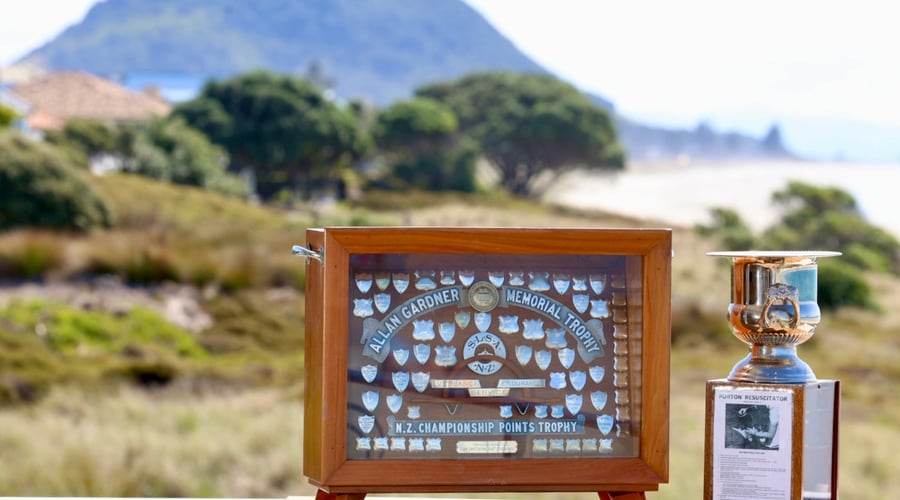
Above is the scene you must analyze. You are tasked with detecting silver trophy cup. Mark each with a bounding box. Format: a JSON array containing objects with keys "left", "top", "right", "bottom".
[{"left": 708, "top": 251, "right": 840, "bottom": 383}]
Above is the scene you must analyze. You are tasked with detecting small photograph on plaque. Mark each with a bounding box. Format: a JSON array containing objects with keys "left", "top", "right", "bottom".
[
  {"left": 345, "top": 253, "right": 640, "bottom": 461},
  {"left": 724, "top": 402, "right": 781, "bottom": 451}
]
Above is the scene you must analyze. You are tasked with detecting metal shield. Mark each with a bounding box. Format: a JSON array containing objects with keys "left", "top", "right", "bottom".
[
  {"left": 572, "top": 294, "right": 589, "bottom": 314},
  {"left": 572, "top": 276, "right": 588, "bottom": 291},
  {"left": 362, "top": 390, "right": 379, "bottom": 412},
  {"left": 599, "top": 439, "right": 613, "bottom": 452},
  {"left": 549, "top": 372, "right": 567, "bottom": 390},
  {"left": 589, "top": 365, "right": 606, "bottom": 383},
  {"left": 438, "top": 322, "right": 456, "bottom": 343},
  {"left": 535, "top": 350, "right": 552, "bottom": 371},
  {"left": 440, "top": 270, "right": 456, "bottom": 285},
  {"left": 390, "top": 437, "right": 406, "bottom": 451},
  {"left": 546, "top": 328, "right": 567, "bottom": 349},
  {"left": 408, "top": 438, "right": 425, "bottom": 452},
  {"left": 590, "top": 299, "right": 610, "bottom": 319},
  {"left": 515, "top": 344, "right": 533, "bottom": 366},
  {"left": 499, "top": 405, "right": 513, "bottom": 419},
  {"left": 590, "top": 274, "right": 606, "bottom": 295},
  {"left": 522, "top": 318, "right": 545, "bottom": 340},
  {"left": 474, "top": 312, "right": 491, "bottom": 332},
  {"left": 411, "top": 371, "right": 430, "bottom": 393},
  {"left": 534, "top": 405, "right": 548, "bottom": 419},
  {"left": 360, "top": 364, "right": 377, "bottom": 383},
  {"left": 392, "top": 371, "right": 409, "bottom": 392},
  {"left": 373, "top": 437, "right": 389, "bottom": 451},
  {"left": 353, "top": 298, "right": 374, "bottom": 318},
  {"left": 591, "top": 390, "right": 608, "bottom": 411},
  {"left": 508, "top": 271, "right": 525, "bottom": 286},
  {"left": 392, "top": 348, "right": 409, "bottom": 366},
  {"left": 386, "top": 393, "right": 403, "bottom": 414},
  {"left": 413, "top": 343, "right": 431, "bottom": 364},
  {"left": 569, "top": 370, "right": 587, "bottom": 391},
  {"left": 455, "top": 311, "right": 471, "bottom": 329},
  {"left": 528, "top": 272, "right": 550, "bottom": 291},
  {"left": 412, "top": 319, "right": 435, "bottom": 341},
  {"left": 552, "top": 274, "right": 571, "bottom": 295},
  {"left": 434, "top": 345, "right": 456, "bottom": 366},
  {"left": 558, "top": 348, "right": 575, "bottom": 369},
  {"left": 499, "top": 315, "right": 519, "bottom": 334},
  {"left": 373, "top": 293, "right": 391, "bottom": 313},
  {"left": 414, "top": 270, "right": 436, "bottom": 291},
  {"left": 488, "top": 271, "right": 505, "bottom": 287},
  {"left": 374, "top": 272, "right": 391, "bottom": 291},
  {"left": 565, "top": 393, "right": 583, "bottom": 415},
  {"left": 550, "top": 406, "right": 564, "bottom": 419},
  {"left": 434, "top": 345, "right": 457, "bottom": 367},
  {"left": 407, "top": 405, "right": 421, "bottom": 419},
  {"left": 358, "top": 415, "right": 375, "bottom": 434},
  {"left": 392, "top": 273, "right": 409, "bottom": 294},
  {"left": 355, "top": 273, "right": 373, "bottom": 294},
  {"left": 356, "top": 437, "right": 371, "bottom": 451},
  {"left": 458, "top": 270, "right": 475, "bottom": 287},
  {"left": 596, "top": 414, "right": 615, "bottom": 435},
  {"left": 426, "top": 438, "right": 442, "bottom": 452}
]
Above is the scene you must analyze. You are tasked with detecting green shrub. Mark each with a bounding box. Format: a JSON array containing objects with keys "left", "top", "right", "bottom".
[
  {"left": 0, "top": 131, "right": 114, "bottom": 232},
  {"left": 817, "top": 259, "right": 879, "bottom": 311}
]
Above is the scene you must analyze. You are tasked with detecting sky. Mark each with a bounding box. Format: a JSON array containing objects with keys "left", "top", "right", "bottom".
[{"left": 2, "top": 0, "right": 899, "bottom": 163}]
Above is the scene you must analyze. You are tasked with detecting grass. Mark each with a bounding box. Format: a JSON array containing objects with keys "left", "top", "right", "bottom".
[
  {"left": 1, "top": 173, "right": 898, "bottom": 498},
  {"left": 0, "top": 385, "right": 310, "bottom": 497}
]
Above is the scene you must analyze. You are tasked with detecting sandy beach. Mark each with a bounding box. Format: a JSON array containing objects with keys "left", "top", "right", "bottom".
[{"left": 545, "top": 160, "right": 900, "bottom": 238}]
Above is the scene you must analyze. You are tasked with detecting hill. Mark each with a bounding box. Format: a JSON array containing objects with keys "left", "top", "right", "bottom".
[
  {"left": 15, "top": 0, "right": 791, "bottom": 161},
  {"left": 19, "top": 0, "right": 543, "bottom": 106}
]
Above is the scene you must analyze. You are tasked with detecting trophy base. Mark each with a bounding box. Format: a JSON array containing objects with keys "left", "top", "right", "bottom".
[
  {"left": 727, "top": 345, "right": 815, "bottom": 384},
  {"left": 704, "top": 379, "right": 840, "bottom": 500}
]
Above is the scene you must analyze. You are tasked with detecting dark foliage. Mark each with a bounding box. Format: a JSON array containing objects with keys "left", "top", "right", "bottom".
[{"left": 0, "top": 131, "right": 114, "bottom": 232}]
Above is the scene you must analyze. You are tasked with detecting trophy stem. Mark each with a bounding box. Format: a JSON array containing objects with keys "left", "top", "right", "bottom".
[{"left": 728, "top": 344, "right": 816, "bottom": 384}]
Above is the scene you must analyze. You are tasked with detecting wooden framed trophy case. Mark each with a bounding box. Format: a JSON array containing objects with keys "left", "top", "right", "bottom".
[{"left": 301, "top": 227, "right": 671, "bottom": 497}]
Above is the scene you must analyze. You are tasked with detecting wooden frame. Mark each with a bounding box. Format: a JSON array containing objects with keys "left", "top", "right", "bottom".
[{"left": 303, "top": 227, "right": 671, "bottom": 494}]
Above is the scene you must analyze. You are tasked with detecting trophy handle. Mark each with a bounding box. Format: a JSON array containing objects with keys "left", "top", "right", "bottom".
[{"left": 760, "top": 295, "right": 800, "bottom": 330}]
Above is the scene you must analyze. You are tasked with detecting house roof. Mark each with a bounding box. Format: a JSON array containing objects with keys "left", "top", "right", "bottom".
[{"left": 9, "top": 70, "right": 171, "bottom": 130}]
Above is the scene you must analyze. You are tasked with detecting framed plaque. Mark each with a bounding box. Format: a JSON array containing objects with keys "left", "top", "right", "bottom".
[{"left": 302, "top": 227, "right": 671, "bottom": 495}]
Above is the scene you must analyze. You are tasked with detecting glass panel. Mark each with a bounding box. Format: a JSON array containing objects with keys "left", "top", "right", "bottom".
[{"left": 345, "top": 253, "right": 641, "bottom": 460}]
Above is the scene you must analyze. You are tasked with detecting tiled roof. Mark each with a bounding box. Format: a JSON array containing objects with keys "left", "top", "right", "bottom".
[{"left": 9, "top": 71, "right": 171, "bottom": 130}]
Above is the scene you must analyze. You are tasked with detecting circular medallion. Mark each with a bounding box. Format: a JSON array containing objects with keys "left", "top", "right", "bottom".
[
  {"left": 463, "top": 332, "right": 507, "bottom": 375},
  {"left": 468, "top": 281, "right": 499, "bottom": 312}
]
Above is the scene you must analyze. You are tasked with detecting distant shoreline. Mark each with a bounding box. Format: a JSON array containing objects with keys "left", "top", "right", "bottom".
[{"left": 546, "top": 160, "right": 900, "bottom": 239}]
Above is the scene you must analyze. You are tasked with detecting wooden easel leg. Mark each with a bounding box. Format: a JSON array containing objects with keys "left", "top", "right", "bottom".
[
  {"left": 315, "top": 489, "right": 366, "bottom": 500},
  {"left": 598, "top": 492, "right": 646, "bottom": 500}
]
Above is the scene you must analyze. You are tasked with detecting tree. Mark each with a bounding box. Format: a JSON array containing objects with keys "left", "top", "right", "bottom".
[
  {"left": 174, "top": 71, "right": 372, "bottom": 200},
  {"left": 417, "top": 72, "right": 625, "bottom": 196},
  {"left": 694, "top": 207, "right": 756, "bottom": 250},
  {"left": 0, "top": 103, "right": 17, "bottom": 129},
  {"left": 0, "top": 131, "right": 113, "bottom": 232},
  {"left": 123, "top": 117, "right": 248, "bottom": 197},
  {"left": 45, "top": 119, "right": 118, "bottom": 161},
  {"left": 699, "top": 182, "right": 899, "bottom": 310},
  {"left": 763, "top": 182, "right": 900, "bottom": 274},
  {"left": 373, "top": 97, "right": 477, "bottom": 192}
]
